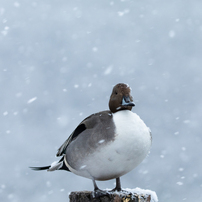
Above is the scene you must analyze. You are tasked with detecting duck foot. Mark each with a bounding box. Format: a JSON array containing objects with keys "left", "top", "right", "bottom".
[
  {"left": 93, "top": 188, "right": 110, "bottom": 198},
  {"left": 110, "top": 187, "right": 122, "bottom": 192},
  {"left": 92, "top": 179, "right": 110, "bottom": 198},
  {"left": 109, "top": 177, "right": 122, "bottom": 192}
]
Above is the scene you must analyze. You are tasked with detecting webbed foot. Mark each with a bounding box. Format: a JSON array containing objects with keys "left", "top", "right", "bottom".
[
  {"left": 93, "top": 188, "right": 109, "bottom": 198},
  {"left": 109, "top": 177, "right": 122, "bottom": 192}
]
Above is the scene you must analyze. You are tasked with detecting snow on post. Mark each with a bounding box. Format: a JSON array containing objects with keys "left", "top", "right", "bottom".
[{"left": 69, "top": 188, "right": 158, "bottom": 202}]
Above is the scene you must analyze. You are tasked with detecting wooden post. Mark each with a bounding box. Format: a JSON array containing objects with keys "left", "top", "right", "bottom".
[{"left": 69, "top": 190, "right": 157, "bottom": 202}]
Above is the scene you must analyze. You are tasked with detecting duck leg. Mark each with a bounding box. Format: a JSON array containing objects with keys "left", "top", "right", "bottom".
[
  {"left": 92, "top": 179, "right": 108, "bottom": 197},
  {"left": 92, "top": 178, "right": 99, "bottom": 191},
  {"left": 111, "top": 177, "right": 122, "bottom": 192}
]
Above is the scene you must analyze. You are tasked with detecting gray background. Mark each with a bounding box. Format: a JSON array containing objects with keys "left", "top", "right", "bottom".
[{"left": 1, "top": 0, "right": 202, "bottom": 201}]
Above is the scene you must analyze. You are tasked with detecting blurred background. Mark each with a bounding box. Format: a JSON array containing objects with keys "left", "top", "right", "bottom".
[{"left": 1, "top": 0, "right": 202, "bottom": 201}]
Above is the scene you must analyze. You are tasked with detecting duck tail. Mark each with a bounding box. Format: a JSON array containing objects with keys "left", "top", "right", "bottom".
[
  {"left": 30, "top": 156, "right": 70, "bottom": 172},
  {"left": 30, "top": 165, "right": 50, "bottom": 171}
]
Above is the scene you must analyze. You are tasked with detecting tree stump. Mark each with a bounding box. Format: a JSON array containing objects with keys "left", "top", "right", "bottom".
[{"left": 69, "top": 188, "right": 158, "bottom": 202}]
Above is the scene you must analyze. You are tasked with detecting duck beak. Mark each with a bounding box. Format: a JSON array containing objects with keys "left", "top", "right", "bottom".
[{"left": 121, "top": 96, "right": 135, "bottom": 107}]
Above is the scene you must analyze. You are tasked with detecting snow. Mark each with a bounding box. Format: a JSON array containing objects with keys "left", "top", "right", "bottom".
[
  {"left": 74, "top": 84, "right": 79, "bottom": 88},
  {"left": 46, "top": 181, "right": 51, "bottom": 187},
  {"left": 117, "top": 9, "right": 130, "bottom": 17},
  {"left": 176, "top": 182, "right": 183, "bottom": 186},
  {"left": 98, "top": 139, "right": 105, "bottom": 144},
  {"left": 27, "top": 97, "right": 37, "bottom": 104},
  {"left": 179, "top": 168, "right": 184, "bottom": 172},
  {"left": 169, "top": 30, "right": 175, "bottom": 38},
  {"left": 1, "top": 1, "right": 202, "bottom": 202},
  {"left": 14, "top": 2, "right": 20, "bottom": 7},
  {"left": 174, "top": 131, "right": 179, "bottom": 135},
  {"left": 104, "top": 66, "right": 113, "bottom": 75},
  {"left": 1, "top": 26, "right": 9, "bottom": 36},
  {"left": 104, "top": 188, "right": 158, "bottom": 202},
  {"left": 125, "top": 188, "right": 158, "bottom": 202},
  {"left": 183, "top": 120, "right": 190, "bottom": 124},
  {"left": 3, "top": 111, "right": 8, "bottom": 116},
  {"left": 92, "top": 47, "right": 98, "bottom": 52},
  {"left": 80, "top": 165, "right": 87, "bottom": 169}
]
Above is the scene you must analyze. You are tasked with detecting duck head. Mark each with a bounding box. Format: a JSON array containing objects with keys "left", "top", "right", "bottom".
[{"left": 109, "top": 83, "right": 135, "bottom": 113}]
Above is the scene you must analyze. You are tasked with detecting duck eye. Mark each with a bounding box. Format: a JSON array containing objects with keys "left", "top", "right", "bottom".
[{"left": 115, "top": 91, "right": 118, "bottom": 95}]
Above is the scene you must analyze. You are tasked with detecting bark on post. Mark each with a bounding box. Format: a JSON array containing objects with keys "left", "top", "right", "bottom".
[{"left": 69, "top": 190, "right": 154, "bottom": 202}]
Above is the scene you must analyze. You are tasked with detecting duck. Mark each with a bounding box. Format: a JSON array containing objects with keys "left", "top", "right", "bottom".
[{"left": 30, "top": 83, "right": 152, "bottom": 194}]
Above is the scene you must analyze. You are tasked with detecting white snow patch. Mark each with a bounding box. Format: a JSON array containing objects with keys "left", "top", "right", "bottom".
[
  {"left": 14, "top": 2, "right": 20, "bottom": 7},
  {"left": 0, "top": 8, "right": 5, "bottom": 16},
  {"left": 8, "top": 194, "right": 14, "bottom": 199},
  {"left": 74, "top": 84, "right": 79, "bottom": 88},
  {"left": 123, "top": 188, "right": 158, "bottom": 202},
  {"left": 103, "top": 188, "right": 157, "bottom": 201},
  {"left": 104, "top": 66, "right": 113, "bottom": 75},
  {"left": 80, "top": 165, "right": 86, "bottom": 169},
  {"left": 16, "top": 92, "right": 22, "bottom": 97},
  {"left": 117, "top": 9, "right": 130, "bottom": 17},
  {"left": 176, "top": 181, "right": 183, "bottom": 186},
  {"left": 181, "top": 147, "right": 186, "bottom": 151},
  {"left": 46, "top": 181, "right": 51, "bottom": 187},
  {"left": 57, "top": 116, "right": 69, "bottom": 127},
  {"left": 193, "top": 173, "right": 198, "bottom": 178},
  {"left": 139, "top": 169, "right": 148, "bottom": 175},
  {"left": 92, "top": 47, "right": 98, "bottom": 52},
  {"left": 179, "top": 168, "right": 184, "bottom": 172},
  {"left": 3, "top": 111, "right": 8, "bottom": 116},
  {"left": 1, "top": 26, "right": 9, "bottom": 36},
  {"left": 98, "top": 139, "right": 105, "bottom": 144},
  {"left": 183, "top": 120, "right": 190, "bottom": 124},
  {"left": 169, "top": 30, "right": 175, "bottom": 38},
  {"left": 27, "top": 97, "right": 37, "bottom": 104}
]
